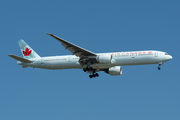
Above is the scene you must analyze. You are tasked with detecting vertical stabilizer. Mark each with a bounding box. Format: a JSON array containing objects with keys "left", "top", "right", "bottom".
[{"left": 18, "top": 39, "right": 40, "bottom": 59}]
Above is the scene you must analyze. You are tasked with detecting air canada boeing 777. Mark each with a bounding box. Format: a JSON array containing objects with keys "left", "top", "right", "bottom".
[{"left": 9, "top": 33, "right": 172, "bottom": 78}]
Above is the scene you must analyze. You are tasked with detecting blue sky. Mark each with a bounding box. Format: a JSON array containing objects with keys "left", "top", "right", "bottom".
[{"left": 1, "top": 0, "right": 180, "bottom": 120}]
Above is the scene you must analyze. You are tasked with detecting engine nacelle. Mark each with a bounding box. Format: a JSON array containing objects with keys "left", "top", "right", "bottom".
[
  {"left": 97, "top": 55, "right": 112, "bottom": 64},
  {"left": 106, "top": 66, "right": 122, "bottom": 76}
]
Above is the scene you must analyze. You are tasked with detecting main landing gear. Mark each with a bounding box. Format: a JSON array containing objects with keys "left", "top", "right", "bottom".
[
  {"left": 158, "top": 62, "right": 163, "bottom": 70},
  {"left": 89, "top": 73, "right": 99, "bottom": 78},
  {"left": 83, "top": 67, "right": 99, "bottom": 78}
]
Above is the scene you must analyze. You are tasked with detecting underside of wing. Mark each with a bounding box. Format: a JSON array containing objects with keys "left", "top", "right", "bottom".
[{"left": 47, "top": 33, "right": 97, "bottom": 57}]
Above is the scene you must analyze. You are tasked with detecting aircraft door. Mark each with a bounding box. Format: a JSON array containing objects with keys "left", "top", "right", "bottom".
[
  {"left": 68, "top": 57, "right": 72, "bottom": 62},
  {"left": 131, "top": 53, "right": 135, "bottom": 58},
  {"left": 154, "top": 52, "right": 158, "bottom": 57},
  {"left": 130, "top": 52, "right": 138, "bottom": 64},
  {"left": 41, "top": 59, "right": 44, "bottom": 64},
  {"left": 130, "top": 53, "right": 136, "bottom": 58}
]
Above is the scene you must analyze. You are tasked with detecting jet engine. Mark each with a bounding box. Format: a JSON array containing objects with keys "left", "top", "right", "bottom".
[
  {"left": 97, "top": 55, "right": 112, "bottom": 64},
  {"left": 105, "top": 66, "right": 122, "bottom": 76}
]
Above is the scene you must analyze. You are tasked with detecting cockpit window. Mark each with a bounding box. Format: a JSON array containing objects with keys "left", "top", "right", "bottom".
[{"left": 165, "top": 53, "right": 169, "bottom": 55}]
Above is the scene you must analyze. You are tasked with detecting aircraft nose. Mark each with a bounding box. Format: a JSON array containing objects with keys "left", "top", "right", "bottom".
[
  {"left": 164, "top": 54, "right": 172, "bottom": 61},
  {"left": 169, "top": 55, "right": 173, "bottom": 60}
]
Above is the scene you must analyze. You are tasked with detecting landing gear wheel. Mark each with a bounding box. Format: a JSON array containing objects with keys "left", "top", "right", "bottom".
[
  {"left": 95, "top": 73, "right": 99, "bottom": 77},
  {"left": 92, "top": 74, "right": 95, "bottom": 78},
  {"left": 89, "top": 67, "right": 93, "bottom": 71},
  {"left": 89, "top": 75, "right": 92, "bottom": 78},
  {"left": 89, "top": 73, "right": 99, "bottom": 78},
  {"left": 83, "top": 68, "right": 87, "bottom": 72}
]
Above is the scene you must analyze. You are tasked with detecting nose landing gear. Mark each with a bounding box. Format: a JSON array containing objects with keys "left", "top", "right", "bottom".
[
  {"left": 158, "top": 62, "right": 163, "bottom": 70},
  {"left": 158, "top": 66, "right": 161, "bottom": 70}
]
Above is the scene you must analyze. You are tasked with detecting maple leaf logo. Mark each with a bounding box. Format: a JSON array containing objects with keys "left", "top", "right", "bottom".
[{"left": 23, "top": 48, "right": 32, "bottom": 56}]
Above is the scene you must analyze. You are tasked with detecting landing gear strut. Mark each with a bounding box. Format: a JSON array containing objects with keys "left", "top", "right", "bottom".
[
  {"left": 83, "top": 67, "right": 93, "bottom": 72},
  {"left": 158, "top": 62, "right": 163, "bottom": 70}
]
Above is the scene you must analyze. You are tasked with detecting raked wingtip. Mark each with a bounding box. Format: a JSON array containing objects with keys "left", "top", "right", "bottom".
[{"left": 46, "top": 33, "right": 53, "bottom": 36}]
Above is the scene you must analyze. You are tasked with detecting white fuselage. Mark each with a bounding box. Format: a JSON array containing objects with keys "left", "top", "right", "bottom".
[{"left": 18, "top": 50, "right": 172, "bottom": 70}]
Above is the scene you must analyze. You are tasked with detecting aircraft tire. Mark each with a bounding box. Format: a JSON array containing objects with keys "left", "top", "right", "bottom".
[
  {"left": 95, "top": 73, "right": 99, "bottom": 77},
  {"left": 83, "top": 68, "right": 87, "bottom": 72},
  {"left": 89, "top": 75, "right": 92, "bottom": 78},
  {"left": 158, "top": 67, "right": 161, "bottom": 70}
]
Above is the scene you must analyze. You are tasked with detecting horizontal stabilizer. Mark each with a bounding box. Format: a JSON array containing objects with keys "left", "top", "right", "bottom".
[{"left": 8, "top": 54, "right": 32, "bottom": 63}]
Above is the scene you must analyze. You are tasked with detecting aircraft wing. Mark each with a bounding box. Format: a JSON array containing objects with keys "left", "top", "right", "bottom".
[{"left": 47, "top": 33, "right": 97, "bottom": 57}]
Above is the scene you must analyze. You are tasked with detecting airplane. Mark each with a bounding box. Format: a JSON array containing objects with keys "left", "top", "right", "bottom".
[{"left": 9, "top": 33, "right": 172, "bottom": 78}]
